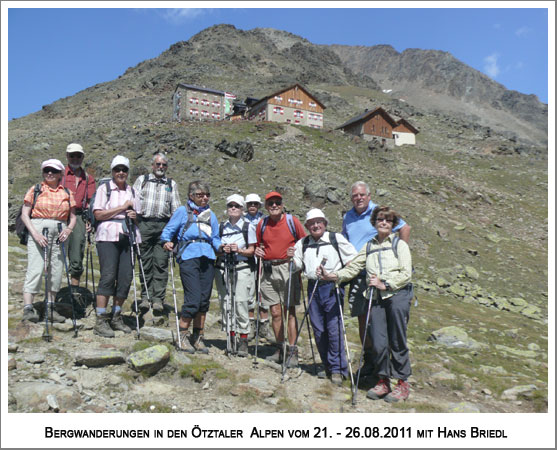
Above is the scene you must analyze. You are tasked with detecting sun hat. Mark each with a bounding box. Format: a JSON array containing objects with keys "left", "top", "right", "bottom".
[
  {"left": 66, "top": 143, "right": 84, "bottom": 154},
  {"left": 305, "top": 208, "right": 328, "bottom": 225},
  {"left": 265, "top": 191, "right": 283, "bottom": 201},
  {"left": 245, "top": 193, "right": 262, "bottom": 204},
  {"left": 110, "top": 155, "right": 130, "bottom": 170},
  {"left": 226, "top": 194, "right": 245, "bottom": 208},
  {"left": 41, "top": 159, "right": 65, "bottom": 172}
]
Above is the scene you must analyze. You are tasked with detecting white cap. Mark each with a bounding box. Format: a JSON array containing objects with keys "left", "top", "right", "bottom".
[
  {"left": 245, "top": 193, "right": 262, "bottom": 204},
  {"left": 305, "top": 208, "right": 328, "bottom": 225},
  {"left": 41, "top": 159, "right": 65, "bottom": 172},
  {"left": 66, "top": 143, "right": 84, "bottom": 154},
  {"left": 110, "top": 155, "right": 130, "bottom": 170},
  {"left": 226, "top": 194, "right": 245, "bottom": 207}
]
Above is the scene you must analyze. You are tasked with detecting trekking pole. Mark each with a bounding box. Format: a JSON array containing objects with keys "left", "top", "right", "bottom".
[
  {"left": 125, "top": 216, "right": 141, "bottom": 339},
  {"left": 336, "top": 286, "right": 355, "bottom": 401},
  {"left": 283, "top": 257, "right": 327, "bottom": 378},
  {"left": 224, "top": 254, "right": 232, "bottom": 356},
  {"left": 280, "top": 261, "right": 294, "bottom": 381},
  {"left": 169, "top": 252, "right": 182, "bottom": 350},
  {"left": 41, "top": 228, "right": 52, "bottom": 342},
  {"left": 131, "top": 221, "right": 153, "bottom": 315},
  {"left": 230, "top": 252, "right": 238, "bottom": 355},
  {"left": 86, "top": 231, "right": 97, "bottom": 316},
  {"left": 57, "top": 223, "right": 78, "bottom": 337},
  {"left": 253, "top": 253, "right": 263, "bottom": 367},
  {"left": 299, "top": 272, "right": 317, "bottom": 375},
  {"left": 353, "top": 286, "right": 374, "bottom": 405}
]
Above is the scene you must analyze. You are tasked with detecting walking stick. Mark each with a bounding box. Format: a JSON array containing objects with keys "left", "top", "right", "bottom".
[
  {"left": 224, "top": 254, "right": 233, "bottom": 356},
  {"left": 353, "top": 286, "right": 374, "bottom": 405},
  {"left": 230, "top": 253, "right": 238, "bottom": 355},
  {"left": 125, "top": 216, "right": 141, "bottom": 339},
  {"left": 133, "top": 230, "right": 153, "bottom": 315},
  {"left": 283, "top": 257, "right": 327, "bottom": 378},
  {"left": 280, "top": 260, "right": 294, "bottom": 381},
  {"left": 169, "top": 252, "right": 182, "bottom": 350},
  {"left": 41, "top": 228, "right": 52, "bottom": 342},
  {"left": 253, "top": 254, "right": 263, "bottom": 367},
  {"left": 335, "top": 286, "right": 355, "bottom": 401},
  {"left": 299, "top": 272, "right": 317, "bottom": 375},
  {"left": 85, "top": 230, "right": 97, "bottom": 314},
  {"left": 57, "top": 223, "right": 78, "bottom": 337}
]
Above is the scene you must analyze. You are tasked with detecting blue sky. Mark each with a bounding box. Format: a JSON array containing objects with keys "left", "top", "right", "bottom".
[{"left": 5, "top": 5, "right": 552, "bottom": 120}]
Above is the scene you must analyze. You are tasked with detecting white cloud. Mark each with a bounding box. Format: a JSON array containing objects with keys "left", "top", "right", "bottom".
[
  {"left": 515, "top": 26, "right": 530, "bottom": 37},
  {"left": 483, "top": 53, "right": 500, "bottom": 78},
  {"left": 158, "top": 8, "right": 210, "bottom": 24}
]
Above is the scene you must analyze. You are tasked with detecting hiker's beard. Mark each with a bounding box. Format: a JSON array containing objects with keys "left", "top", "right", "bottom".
[{"left": 154, "top": 168, "right": 166, "bottom": 178}]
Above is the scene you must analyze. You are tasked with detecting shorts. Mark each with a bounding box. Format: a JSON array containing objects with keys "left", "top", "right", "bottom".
[{"left": 260, "top": 261, "right": 301, "bottom": 308}]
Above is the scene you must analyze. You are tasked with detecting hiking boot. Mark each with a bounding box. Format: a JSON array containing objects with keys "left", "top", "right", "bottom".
[
  {"left": 152, "top": 302, "right": 164, "bottom": 314},
  {"left": 93, "top": 313, "right": 115, "bottom": 338},
  {"left": 178, "top": 329, "right": 195, "bottom": 354},
  {"left": 266, "top": 345, "right": 283, "bottom": 363},
  {"left": 191, "top": 329, "right": 209, "bottom": 354},
  {"left": 237, "top": 337, "right": 249, "bottom": 357},
  {"left": 137, "top": 299, "right": 150, "bottom": 313},
  {"left": 47, "top": 304, "right": 66, "bottom": 323},
  {"left": 22, "top": 307, "right": 39, "bottom": 323},
  {"left": 247, "top": 319, "right": 256, "bottom": 341},
  {"left": 259, "top": 320, "right": 276, "bottom": 344},
  {"left": 317, "top": 370, "right": 328, "bottom": 379},
  {"left": 110, "top": 311, "right": 131, "bottom": 333},
  {"left": 331, "top": 373, "right": 344, "bottom": 386},
  {"left": 356, "top": 350, "right": 374, "bottom": 378},
  {"left": 286, "top": 345, "right": 299, "bottom": 368},
  {"left": 366, "top": 378, "right": 391, "bottom": 400},
  {"left": 384, "top": 379, "right": 410, "bottom": 403}
]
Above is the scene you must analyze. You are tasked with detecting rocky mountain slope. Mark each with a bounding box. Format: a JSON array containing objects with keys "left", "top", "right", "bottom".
[{"left": 6, "top": 24, "right": 548, "bottom": 416}]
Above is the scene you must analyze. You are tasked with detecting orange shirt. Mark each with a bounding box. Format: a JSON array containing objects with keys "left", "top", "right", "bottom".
[
  {"left": 256, "top": 213, "right": 306, "bottom": 260},
  {"left": 24, "top": 182, "right": 76, "bottom": 221}
]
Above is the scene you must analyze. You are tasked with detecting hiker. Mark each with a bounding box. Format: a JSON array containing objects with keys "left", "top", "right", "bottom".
[
  {"left": 21, "top": 159, "right": 77, "bottom": 323},
  {"left": 319, "top": 206, "right": 413, "bottom": 402},
  {"left": 215, "top": 194, "right": 256, "bottom": 357},
  {"left": 133, "top": 153, "right": 181, "bottom": 314},
  {"left": 292, "top": 208, "right": 358, "bottom": 385},
  {"left": 342, "top": 181, "right": 411, "bottom": 377},
  {"left": 161, "top": 181, "right": 221, "bottom": 354},
  {"left": 244, "top": 193, "right": 272, "bottom": 342},
  {"left": 92, "top": 155, "right": 141, "bottom": 337},
  {"left": 62, "top": 143, "right": 96, "bottom": 287},
  {"left": 254, "top": 191, "right": 306, "bottom": 367}
]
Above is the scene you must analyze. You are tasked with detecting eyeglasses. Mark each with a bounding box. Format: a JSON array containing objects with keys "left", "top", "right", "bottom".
[
  {"left": 67, "top": 153, "right": 83, "bottom": 159},
  {"left": 351, "top": 193, "right": 368, "bottom": 199},
  {"left": 194, "top": 192, "right": 210, "bottom": 198},
  {"left": 112, "top": 166, "right": 129, "bottom": 173},
  {"left": 227, "top": 203, "right": 242, "bottom": 209},
  {"left": 246, "top": 202, "right": 260, "bottom": 207},
  {"left": 376, "top": 217, "right": 394, "bottom": 223},
  {"left": 154, "top": 162, "right": 167, "bottom": 167},
  {"left": 266, "top": 200, "right": 282, "bottom": 207},
  {"left": 43, "top": 168, "right": 61, "bottom": 175}
]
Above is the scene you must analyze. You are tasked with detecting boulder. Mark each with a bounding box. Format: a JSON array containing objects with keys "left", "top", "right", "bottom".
[
  {"left": 11, "top": 382, "right": 82, "bottom": 411},
  {"left": 464, "top": 266, "right": 479, "bottom": 280},
  {"left": 8, "top": 354, "right": 17, "bottom": 371},
  {"left": 139, "top": 326, "right": 174, "bottom": 343},
  {"left": 427, "top": 326, "right": 487, "bottom": 351},
  {"left": 495, "top": 345, "right": 537, "bottom": 359},
  {"left": 75, "top": 349, "right": 126, "bottom": 367},
  {"left": 520, "top": 305, "right": 542, "bottom": 320},
  {"left": 25, "top": 353, "right": 45, "bottom": 364},
  {"left": 127, "top": 344, "right": 170, "bottom": 375},
  {"left": 501, "top": 384, "right": 538, "bottom": 401}
]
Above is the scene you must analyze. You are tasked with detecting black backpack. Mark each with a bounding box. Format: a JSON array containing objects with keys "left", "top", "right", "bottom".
[
  {"left": 140, "top": 174, "right": 173, "bottom": 192},
  {"left": 219, "top": 219, "right": 256, "bottom": 270},
  {"left": 88, "top": 178, "right": 135, "bottom": 230},
  {"left": 301, "top": 232, "right": 346, "bottom": 268}
]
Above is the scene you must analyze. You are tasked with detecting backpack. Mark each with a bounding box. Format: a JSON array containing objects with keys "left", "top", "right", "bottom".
[
  {"left": 172, "top": 206, "right": 213, "bottom": 257},
  {"left": 140, "top": 174, "right": 173, "bottom": 192},
  {"left": 219, "top": 219, "right": 256, "bottom": 269},
  {"left": 88, "top": 178, "right": 135, "bottom": 230},
  {"left": 365, "top": 235, "right": 401, "bottom": 271},
  {"left": 258, "top": 213, "right": 298, "bottom": 242},
  {"left": 15, "top": 184, "right": 71, "bottom": 245},
  {"left": 301, "top": 231, "right": 345, "bottom": 268}
]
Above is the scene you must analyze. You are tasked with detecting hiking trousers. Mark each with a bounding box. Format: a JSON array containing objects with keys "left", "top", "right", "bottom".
[
  {"left": 368, "top": 284, "right": 413, "bottom": 381},
  {"left": 138, "top": 219, "right": 169, "bottom": 304},
  {"left": 308, "top": 280, "right": 348, "bottom": 376},
  {"left": 66, "top": 213, "right": 86, "bottom": 279},
  {"left": 96, "top": 238, "right": 133, "bottom": 299},
  {"left": 215, "top": 262, "right": 252, "bottom": 334},
  {"left": 178, "top": 256, "right": 215, "bottom": 319}
]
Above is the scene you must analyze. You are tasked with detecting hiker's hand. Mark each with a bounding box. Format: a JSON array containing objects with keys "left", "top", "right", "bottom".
[
  {"left": 58, "top": 227, "right": 72, "bottom": 243},
  {"left": 163, "top": 242, "right": 174, "bottom": 252},
  {"left": 123, "top": 200, "right": 134, "bottom": 211},
  {"left": 229, "top": 243, "right": 238, "bottom": 253},
  {"left": 286, "top": 246, "right": 295, "bottom": 258},
  {"left": 369, "top": 275, "right": 386, "bottom": 290},
  {"left": 125, "top": 209, "right": 136, "bottom": 220},
  {"left": 85, "top": 221, "right": 92, "bottom": 233},
  {"left": 33, "top": 231, "right": 48, "bottom": 248},
  {"left": 254, "top": 246, "right": 265, "bottom": 258}
]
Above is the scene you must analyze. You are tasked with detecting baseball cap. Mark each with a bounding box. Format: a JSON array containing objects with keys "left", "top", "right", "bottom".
[
  {"left": 226, "top": 194, "right": 245, "bottom": 207},
  {"left": 245, "top": 193, "right": 262, "bottom": 204},
  {"left": 265, "top": 191, "right": 283, "bottom": 201},
  {"left": 41, "top": 159, "right": 65, "bottom": 172},
  {"left": 305, "top": 208, "right": 328, "bottom": 225},
  {"left": 66, "top": 143, "right": 84, "bottom": 154},
  {"left": 110, "top": 155, "right": 130, "bottom": 170}
]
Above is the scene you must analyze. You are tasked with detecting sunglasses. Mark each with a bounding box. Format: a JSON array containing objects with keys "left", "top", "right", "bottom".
[
  {"left": 154, "top": 162, "right": 167, "bottom": 167},
  {"left": 194, "top": 192, "right": 210, "bottom": 198},
  {"left": 247, "top": 202, "right": 260, "bottom": 207},
  {"left": 266, "top": 199, "right": 282, "bottom": 207},
  {"left": 376, "top": 217, "right": 394, "bottom": 223},
  {"left": 67, "top": 152, "right": 83, "bottom": 158},
  {"left": 112, "top": 166, "right": 129, "bottom": 173},
  {"left": 43, "top": 168, "right": 61, "bottom": 175},
  {"left": 227, "top": 203, "right": 242, "bottom": 209}
]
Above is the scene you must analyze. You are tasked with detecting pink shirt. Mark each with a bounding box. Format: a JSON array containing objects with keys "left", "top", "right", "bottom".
[{"left": 93, "top": 180, "right": 142, "bottom": 243}]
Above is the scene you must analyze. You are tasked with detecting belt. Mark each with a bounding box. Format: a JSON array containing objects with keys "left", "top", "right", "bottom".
[
  {"left": 308, "top": 279, "right": 335, "bottom": 286},
  {"left": 269, "top": 258, "right": 289, "bottom": 266},
  {"left": 140, "top": 217, "right": 169, "bottom": 223}
]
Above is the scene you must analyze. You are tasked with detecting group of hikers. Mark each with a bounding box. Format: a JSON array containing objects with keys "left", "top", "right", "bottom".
[{"left": 19, "top": 143, "right": 414, "bottom": 403}]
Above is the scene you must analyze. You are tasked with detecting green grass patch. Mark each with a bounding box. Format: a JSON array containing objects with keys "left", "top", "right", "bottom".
[{"left": 179, "top": 358, "right": 227, "bottom": 383}]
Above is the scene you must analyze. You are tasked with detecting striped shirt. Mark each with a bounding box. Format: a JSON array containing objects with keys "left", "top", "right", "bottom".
[
  {"left": 24, "top": 182, "right": 76, "bottom": 221},
  {"left": 133, "top": 174, "right": 181, "bottom": 219}
]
